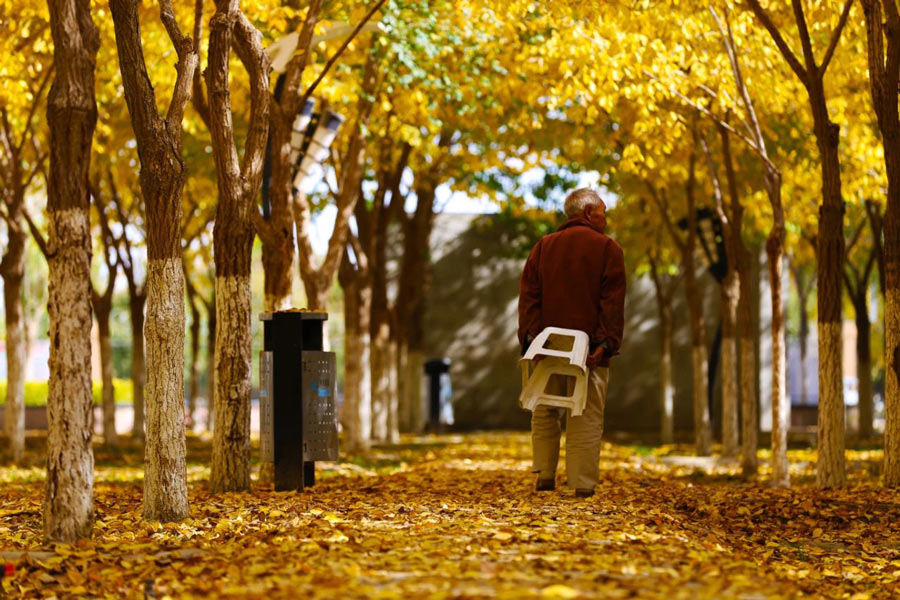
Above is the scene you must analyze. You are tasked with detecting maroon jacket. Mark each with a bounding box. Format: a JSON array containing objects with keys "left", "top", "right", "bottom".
[{"left": 518, "top": 215, "right": 626, "bottom": 368}]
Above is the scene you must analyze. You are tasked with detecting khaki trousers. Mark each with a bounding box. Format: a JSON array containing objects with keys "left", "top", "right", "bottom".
[{"left": 531, "top": 367, "right": 609, "bottom": 491}]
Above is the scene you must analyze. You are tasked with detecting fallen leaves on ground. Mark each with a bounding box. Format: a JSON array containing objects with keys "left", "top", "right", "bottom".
[{"left": 1, "top": 433, "right": 898, "bottom": 599}]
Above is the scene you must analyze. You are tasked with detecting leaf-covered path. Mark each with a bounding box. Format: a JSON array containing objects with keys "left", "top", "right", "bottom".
[{"left": 1, "top": 433, "right": 898, "bottom": 598}]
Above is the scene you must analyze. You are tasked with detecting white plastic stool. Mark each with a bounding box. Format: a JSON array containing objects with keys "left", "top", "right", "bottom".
[{"left": 518, "top": 328, "right": 589, "bottom": 416}]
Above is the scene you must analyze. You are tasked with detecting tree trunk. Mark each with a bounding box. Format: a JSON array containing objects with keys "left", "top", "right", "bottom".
[
  {"left": 262, "top": 239, "right": 294, "bottom": 311},
  {"left": 94, "top": 300, "right": 118, "bottom": 447},
  {"left": 719, "top": 125, "right": 757, "bottom": 474},
  {"left": 2, "top": 230, "right": 27, "bottom": 463},
  {"left": 659, "top": 301, "right": 675, "bottom": 445},
  {"left": 767, "top": 233, "right": 789, "bottom": 488},
  {"left": 44, "top": 0, "right": 99, "bottom": 543},
  {"left": 260, "top": 110, "right": 295, "bottom": 313},
  {"left": 370, "top": 211, "right": 393, "bottom": 443},
  {"left": 886, "top": 170, "right": 900, "bottom": 480},
  {"left": 796, "top": 281, "right": 811, "bottom": 407},
  {"left": 206, "top": 1, "right": 270, "bottom": 493},
  {"left": 130, "top": 294, "right": 146, "bottom": 440},
  {"left": 206, "top": 305, "right": 216, "bottom": 431},
  {"left": 720, "top": 268, "right": 740, "bottom": 457},
  {"left": 808, "top": 79, "right": 846, "bottom": 489},
  {"left": 859, "top": 0, "right": 900, "bottom": 488},
  {"left": 739, "top": 263, "right": 759, "bottom": 475},
  {"left": 187, "top": 295, "right": 201, "bottom": 431},
  {"left": 370, "top": 319, "right": 393, "bottom": 442},
  {"left": 886, "top": 201, "right": 900, "bottom": 481},
  {"left": 110, "top": 0, "right": 195, "bottom": 521},
  {"left": 303, "top": 280, "right": 330, "bottom": 312},
  {"left": 143, "top": 259, "right": 189, "bottom": 520},
  {"left": 395, "top": 180, "right": 437, "bottom": 433},
  {"left": 340, "top": 265, "right": 372, "bottom": 453},
  {"left": 210, "top": 272, "right": 252, "bottom": 492},
  {"left": 395, "top": 338, "right": 410, "bottom": 430},
  {"left": 405, "top": 349, "right": 425, "bottom": 433},
  {"left": 854, "top": 297, "right": 874, "bottom": 440},
  {"left": 684, "top": 249, "right": 711, "bottom": 455}
]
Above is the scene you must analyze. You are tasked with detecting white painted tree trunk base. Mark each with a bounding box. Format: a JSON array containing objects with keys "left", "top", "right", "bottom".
[
  {"left": 44, "top": 208, "right": 94, "bottom": 542},
  {"left": 817, "top": 321, "right": 845, "bottom": 488},
  {"left": 143, "top": 258, "right": 190, "bottom": 522},
  {"left": 885, "top": 288, "right": 900, "bottom": 485},
  {"left": 210, "top": 275, "right": 253, "bottom": 493}
]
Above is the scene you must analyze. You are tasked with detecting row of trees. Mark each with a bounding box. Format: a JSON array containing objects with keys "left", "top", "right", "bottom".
[
  {"left": 3, "top": 0, "right": 900, "bottom": 542},
  {"left": 521, "top": 0, "right": 897, "bottom": 489},
  {"left": 2, "top": 0, "right": 525, "bottom": 542}
]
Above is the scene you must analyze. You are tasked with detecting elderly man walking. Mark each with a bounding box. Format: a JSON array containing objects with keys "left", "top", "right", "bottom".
[{"left": 518, "top": 188, "right": 626, "bottom": 498}]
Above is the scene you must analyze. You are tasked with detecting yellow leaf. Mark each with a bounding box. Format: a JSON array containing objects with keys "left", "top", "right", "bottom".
[{"left": 541, "top": 585, "right": 580, "bottom": 599}]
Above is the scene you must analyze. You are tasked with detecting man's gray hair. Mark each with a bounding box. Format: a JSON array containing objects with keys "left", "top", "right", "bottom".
[{"left": 564, "top": 188, "right": 604, "bottom": 218}]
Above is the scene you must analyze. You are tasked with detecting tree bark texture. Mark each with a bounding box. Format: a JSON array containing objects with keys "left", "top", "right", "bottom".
[
  {"left": 44, "top": 0, "right": 99, "bottom": 542},
  {"left": 187, "top": 291, "right": 202, "bottom": 430},
  {"left": 738, "top": 247, "right": 759, "bottom": 476},
  {"left": 370, "top": 320, "right": 395, "bottom": 442},
  {"left": 767, "top": 234, "right": 790, "bottom": 488},
  {"left": 210, "top": 275, "right": 252, "bottom": 491},
  {"left": 255, "top": 0, "right": 322, "bottom": 310},
  {"left": 295, "top": 51, "right": 377, "bottom": 314},
  {"left": 843, "top": 230, "right": 878, "bottom": 441},
  {"left": 648, "top": 256, "right": 678, "bottom": 445},
  {"left": 720, "top": 255, "right": 740, "bottom": 458},
  {"left": 658, "top": 299, "right": 675, "bottom": 445},
  {"left": 802, "top": 47, "right": 848, "bottom": 491},
  {"left": 110, "top": 0, "right": 196, "bottom": 521},
  {"left": 143, "top": 260, "right": 190, "bottom": 520},
  {"left": 93, "top": 297, "right": 118, "bottom": 447},
  {"left": 90, "top": 188, "right": 119, "bottom": 448},
  {"left": 790, "top": 264, "right": 813, "bottom": 408},
  {"left": 206, "top": 305, "right": 216, "bottom": 431},
  {"left": 130, "top": 294, "right": 146, "bottom": 439},
  {"left": 746, "top": 0, "right": 851, "bottom": 489},
  {"left": 683, "top": 160, "right": 712, "bottom": 457},
  {"left": 258, "top": 101, "right": 298, "bottom": 313},
  {"left": 855, "top": 305, "right": 874, "bottom": 440},
  {"left": 813, "top": 114, "right": 847, "bottom": 489},
  {"left": 396, "top": 179, "right": 438, "bottom": 433},
  {"left": 340, "top": 256, "right": 373, "bottom": 453},
  {"left": 206, "top": 1, "right": 270, "bottom": 492},
  {"left": 367, "top": 143, "right": 409, "bottom": 444},
  {"left": 2, "top": 238, "right": 27, "bottom": 463},
  {"left": 860, "top": 0, "right": 900, "bottom": 485}
]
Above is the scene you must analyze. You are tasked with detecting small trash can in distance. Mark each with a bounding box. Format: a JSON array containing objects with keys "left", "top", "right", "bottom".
[{"left": 424, "top": 358, "right": 452, "bottom": 432}]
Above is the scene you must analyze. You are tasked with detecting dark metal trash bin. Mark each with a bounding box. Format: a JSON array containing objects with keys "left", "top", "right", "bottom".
[
  {"left": 424, "top": 358, "right": 452, "bottom": 432},
  {"left": 260, "top": 311, "right": 338, "bottom": 491}
]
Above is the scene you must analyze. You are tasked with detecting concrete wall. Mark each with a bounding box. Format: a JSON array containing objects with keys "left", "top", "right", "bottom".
[{"left": 423, "top": 213, "right": 725, "bottom": 435}]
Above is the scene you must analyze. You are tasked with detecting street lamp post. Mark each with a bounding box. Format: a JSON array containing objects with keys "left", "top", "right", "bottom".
[
  {"left": 293, "top": 109, "right": 345, "bottom": 193},
  {"left": 260, "top": 18, "right": 381, "bottom": 217}
]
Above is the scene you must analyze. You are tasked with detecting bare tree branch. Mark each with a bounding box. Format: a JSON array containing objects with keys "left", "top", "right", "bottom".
[
  {"left": 646, "top": 181, "right": 686, "bottom": 252},
  {"left": 161, "top": 0, "right": 198, "bottom": 130},
  {"left": 299, "top": 0, "right": 389, "bottom": 106},
  {"left": 232, "top": 10, "right": 271, "bottom": 191},
  {"left": 16, "top": 65, "right": 54, "bottom": 155},
  {"left": 191, "top": 0, "right": 211, "bottom": 128},
  {"left": 21, "top": 207, "right": 50, "bottom": 258},
  {"left": 745, "top": 0, "right": 809, "bottom": 84},
  {"left": 820, "top": 0, "right": 856, "bottom": 75}
]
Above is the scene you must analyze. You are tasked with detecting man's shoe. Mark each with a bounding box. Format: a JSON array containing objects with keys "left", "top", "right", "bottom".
[
  {"left": 535, "top": 478, "right": 556, "bottom": 492},
  {"left": 575, "top": 488, "right": 595, "bottom": 498}
]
